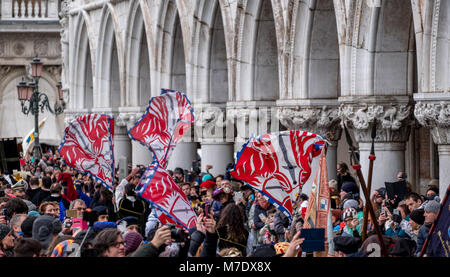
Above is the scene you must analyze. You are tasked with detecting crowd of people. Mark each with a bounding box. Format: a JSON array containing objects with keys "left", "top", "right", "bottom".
[{"left": 0, "top": 150, "right": 444, "bottom": 258}]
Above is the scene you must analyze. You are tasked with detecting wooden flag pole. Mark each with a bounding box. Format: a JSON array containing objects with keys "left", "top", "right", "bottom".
[
  {"left": 343, "top": 123, "right": 388, "bottom": 257},
  {"left": 362, "top": 120, "right": 377, "bottom": 242}
]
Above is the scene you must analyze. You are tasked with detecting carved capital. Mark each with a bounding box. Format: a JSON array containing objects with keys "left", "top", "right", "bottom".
[
  {"left": 415, "top": 101, "right": 450, "bottom": 144},
  {"left": 340, "top": 103, "right": 413, "bottom": 142},
  {"left": 116, "top": 112, "right": 143, "bottom": 129},
  {"left": 278, "top": 106, "right": 342, "bottom": 141}
]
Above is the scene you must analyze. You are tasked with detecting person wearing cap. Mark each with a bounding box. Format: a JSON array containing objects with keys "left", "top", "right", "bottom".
[
  {"left": 211, "top": 187, "right": 235, "bottom": 221},
  {"left": 416, "top": 198, "right": 441, "bottom": 256},
  {"left": 338, "top": 181, "right": 360, "bottom": 210},
  {"left": 11, "top": 180, "right": 27, "bottom": 198},
  {"left": 342, "top": 207, "right": 361, "bottom": 237},
  {"left": 124, "top": 231, "right": 143, "bottom": 256},
  {"left": 31, "top": 214, "right": 62, "bottom": 251},
  {"left": 333, "top": 235, "right": 363, "bottom": 257},
  {"left": 0, "top": 223, "right": 15, "bottom": 257}
]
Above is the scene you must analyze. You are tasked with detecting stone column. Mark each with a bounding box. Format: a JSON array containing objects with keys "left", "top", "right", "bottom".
[
  {"left": 340, "top": 99, "right": 413, "bottom": 200},
  {"left": 278, "top": 104, "right": 342, "bottom": 183},
  {"left": 196, "top": 105, "right": 234, "bottom": 176},
  {"left": 166, "top": 141, "right": 199, "bottom": 171},
  {"left": 113, "top": 117, "right": 132, "bottom": 169},
  {"left": 415, "top": 100, "right": 450, "bottom": 200},
  {"left": 117, "top": 112, "right": 153, "bottom": 168}
]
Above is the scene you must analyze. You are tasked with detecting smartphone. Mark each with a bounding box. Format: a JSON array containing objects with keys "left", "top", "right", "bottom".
[
  {"left": 258, "top": 213, "right": 267, "bottom": 222},
  {"left": 66, "top": 209, "right": 78, "bottom": 218},
  {"left": 204, "top": 203, "right": 210, "bottom": 218}
]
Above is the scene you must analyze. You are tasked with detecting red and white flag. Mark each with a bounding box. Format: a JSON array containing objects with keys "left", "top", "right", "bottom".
[
  {"left": 230, "top": 130, "right": 325, "bottom": 219},
  {"left": 128, "top": 89, "right": 194, "bottom": 168},
  {"left": 58, "top": 114, "right": 115, "bottom": 189},
  {"left": 137, "top": 161, "right": 197, "bottom": 229}
]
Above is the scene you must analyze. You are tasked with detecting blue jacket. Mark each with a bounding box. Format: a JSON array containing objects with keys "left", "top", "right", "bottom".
[{"left": 416, "top": 223, "right": 431, "bottom": 256}]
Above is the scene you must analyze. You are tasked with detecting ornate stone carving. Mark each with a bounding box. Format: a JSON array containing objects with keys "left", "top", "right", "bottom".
[
  {"left": 13, "top": 42, "right": 25, "bottom": 56},
  {"left": 278, "top": 106, "right": 342, "bottom": 141},
  {"left": 340, "top": 104, "right": 413, "bottom": 142},
  {"left": 34, "top": 40, "right": 48, "bottom": 56},
  {"left": 44, "top": 65, "right": 62, "bottom": 81},
  {"left": 195, "top": 107, "right": 227, "bottom": 141},
  {"left": 0, "top": 66, "right": 12, "bottom": 80},
  {"left": 415, "top": 101, "right": 450, "bottom": 144},
  {"left": 116, "top": 112, "right": 143, "bottom": 129}
]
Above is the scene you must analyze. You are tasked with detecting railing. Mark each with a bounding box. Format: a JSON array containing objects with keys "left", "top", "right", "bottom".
[{"left": 1, "top": 0, "right": 60, "bottom": 20}]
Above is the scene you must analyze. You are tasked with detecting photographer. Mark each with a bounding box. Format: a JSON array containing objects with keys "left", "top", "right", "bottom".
[{"left": 132, "top": 223, "right": 190, "bottom": 257}]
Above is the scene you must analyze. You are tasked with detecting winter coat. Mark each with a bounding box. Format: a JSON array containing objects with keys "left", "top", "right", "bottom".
[
  {"left": 273, "top": 210, "right": 289, "bottom": 241},
  {"left": 416, "top": 223, "right": 431, "bottom": 256}
]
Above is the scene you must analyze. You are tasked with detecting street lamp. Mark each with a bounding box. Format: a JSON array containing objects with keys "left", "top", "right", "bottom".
[{"left": 17, "top": 56, "right": 65, "bottom": 160}]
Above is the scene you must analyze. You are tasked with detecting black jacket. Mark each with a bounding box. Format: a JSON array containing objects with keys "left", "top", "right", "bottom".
[{"left": 42, "top": 195, "right": 70, "bottom": 209}]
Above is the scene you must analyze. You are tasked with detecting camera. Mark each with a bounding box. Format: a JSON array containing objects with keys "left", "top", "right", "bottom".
[
  {"left": 166, "top": 224, "right": 187, "bottom": 242},
  {"left": 64, "top": 219, "right": 73, "bottom": 229}
]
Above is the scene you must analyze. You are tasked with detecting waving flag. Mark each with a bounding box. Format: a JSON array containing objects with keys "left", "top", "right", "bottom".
[
  {"left": 22, "top": 117, "right": 47, "bottom": 159},
  {"left": 230, "top": 130, "right": 325, "bottom": 220},
  {"left": 128, "top": 89, "right": 195, "bottom": 168},
  {"left": 58, "top": 114, "right": 115, "bottom": 189},
  {"left": 303, "top": 150, "right": 335, "bottom": 255},
  {"left": 136, "top": 161, "right": 197, "bottom": 229}
]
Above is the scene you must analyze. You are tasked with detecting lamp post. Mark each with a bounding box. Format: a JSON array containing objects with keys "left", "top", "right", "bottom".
[{"left": 17, "top": 56, "right": 65, "bottom": 160}]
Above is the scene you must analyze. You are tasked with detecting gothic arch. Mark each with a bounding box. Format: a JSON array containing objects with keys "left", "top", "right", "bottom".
[
  {"left": 72, "top": 12, "right": 94, "bottom": 110},
  {"left": 189, "top": 0, "right": 230, "bottom": 104},
  {"left": 235, "top": 0, "right": 281, "bottom": 101},
  {"left": 287, "top": 0, "right": 339, "bottom": 99},
  {"left": 125, "top": 1, "right": 152, "bottom": 107},
  {"left": 334, "top": 0, "right": 414, "bottom": 97},
  {"left": 96, "top": 4, "right": 124, "bottom": 109}
]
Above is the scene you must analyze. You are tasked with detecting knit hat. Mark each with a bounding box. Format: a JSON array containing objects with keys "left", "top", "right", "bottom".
[
  {"left": 343, "top": 207, "right": 357, "bottom": 220},
  {"left": 124, "top": 231, "right": 143, "bottom": 255},
  {"left": 341, "top": 182, "right": 358, "bottom": 194},
  {"left": 0, "top": 223, "right": 11, "bottom": 241},
  {"left": 333, "top": 236, "right": 361, "bottom": 254},
  {"left": 93, "top": 221, "right": 117, "bottom": 232},
  {"left": 21, "top": 216, "right": 38, "bottom": 238},
  {"left": 343, "top": 199, "right": 359, "bottom": 210},
  {"left": 32, "top": 214, "right": 62, "bottom": 249},
  {"left": 27, "top": 211, "right": 40, "bottom": 218},
  {"left": 376, "top": 187, "right": 387, "bottom": 198},
  {"left": 424, "top": 199, "right": 441, "bottom": 215},
  {"left": 274, "top": 242, "right": 290, "bottom": 255},
  {"left": 409, "top": 209, "right": 425, "bottom": 225},
  {"left": 200, "top": 180, "right": 216, "bottom": 190},
  {"left": 202, "top": 174, "right": 214, "bottom": 182}
]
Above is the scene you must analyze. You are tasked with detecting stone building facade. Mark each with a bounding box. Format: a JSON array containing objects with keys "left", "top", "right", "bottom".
[
  {"left": 60, "top": 0, "right": 449, "bottom": 199},
  {"left": 0, "top": 0, "right": 64, "bottom": 168}
]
